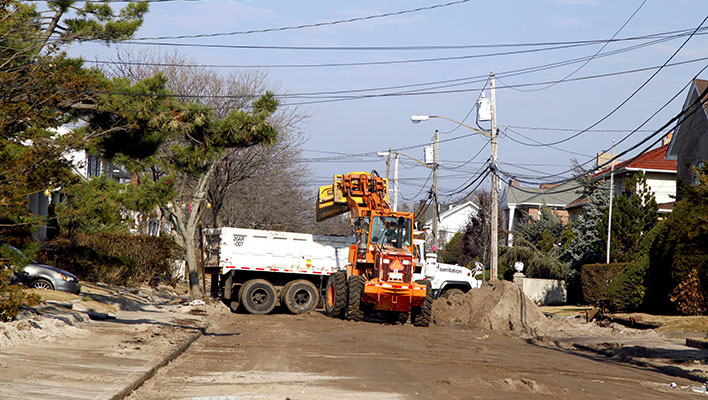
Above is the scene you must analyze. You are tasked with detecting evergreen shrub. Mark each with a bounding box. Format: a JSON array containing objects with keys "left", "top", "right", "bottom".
[
  {"left": 580, "top": 262, "right": 627, "bottom": 305},
  {"left": 39, "top": 233, "right": 180, "bottom": 286},
  {"left": 604, "top": 221, "right": 663, "bottom": 312}
]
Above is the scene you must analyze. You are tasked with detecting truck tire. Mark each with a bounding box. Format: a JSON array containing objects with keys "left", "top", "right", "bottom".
[
  {"left": 442, "top": 288, "right": 464, "bottom": 299},
  {"left": 411, "top": 280, "right": 433, "bottom": 327},
  {"left": 346, "top": 275, "right": 365, "bottom": 321},
  {"left": 240, "top": 279, "right": 277, "bottom": 315},
  {"left": 324, "top": 272, "right": 346, "bottom": 318},
  {"left": 282, "top": 280, "right": 318, "bottom": 314},
  {"left": 280, "top": 281, "right": 294, "bottom": 306}
]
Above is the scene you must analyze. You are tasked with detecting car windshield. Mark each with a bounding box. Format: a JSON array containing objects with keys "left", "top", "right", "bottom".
[{"left": 370, "top": 216, "right": 411, "bottom": 248}]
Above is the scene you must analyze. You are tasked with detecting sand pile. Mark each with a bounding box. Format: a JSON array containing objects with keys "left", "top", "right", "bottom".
[
  {"left": 432, "top": 280, "right": 550, "bottom": 337},
  {"left": 0, "top": 305, "right": 88, "bottom": 350}
]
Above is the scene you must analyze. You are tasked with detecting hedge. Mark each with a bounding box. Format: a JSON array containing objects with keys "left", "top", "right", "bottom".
[
  {"left": 604, "top": 222, "right": 663, "bottom": 312},
  {"left": 39, "top": 233, "right": 180, "bottom": 286},
  {"left": 580, "top": 262, "right": 627, "bottom": 305}
]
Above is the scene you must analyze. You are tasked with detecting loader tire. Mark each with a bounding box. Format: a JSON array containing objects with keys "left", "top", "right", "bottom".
[
  {"left": 411, "top": 280, "right": 433, "bottom": 327},
  {"left": 240, "top": 279, "right": 277, "bottom": 315},
  {"left": 346, "top": 275, "right": 366, "bottom": 322},
  {"left": 324, "top": 272, "right": 346, "bottom": 318},
  {"left": 283, "top": 280, "right": 318, "bottom": 314}
]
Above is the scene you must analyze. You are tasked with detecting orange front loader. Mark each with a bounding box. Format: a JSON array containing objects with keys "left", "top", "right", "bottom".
[{"left": 317, "top": 171, "right": 432, "bottom": 326}]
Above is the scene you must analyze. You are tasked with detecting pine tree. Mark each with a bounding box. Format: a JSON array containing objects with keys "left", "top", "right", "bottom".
[
  {"left": 598, "top": 171, "right": 658, "bottom": 262},
  {"left": 565, "top": 179, "right": 609, "bottom": 269}
]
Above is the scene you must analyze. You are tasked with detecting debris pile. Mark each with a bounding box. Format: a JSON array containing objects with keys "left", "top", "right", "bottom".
[{"left": 432, "top": 280, "right": 549, "bottom": 337}]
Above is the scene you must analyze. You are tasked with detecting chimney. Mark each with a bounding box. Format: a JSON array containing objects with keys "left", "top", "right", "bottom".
[
  {"left": 510, "top": 179, "right": 520, "bottom": 188},
  {"left": 662, "top": 132, "right": 673, "bottom": 146},
  {"left": 597, "top": 152, "right": 611, "bottom": 169}
]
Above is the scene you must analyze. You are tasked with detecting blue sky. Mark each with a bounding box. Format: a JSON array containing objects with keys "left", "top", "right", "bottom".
[{"left": 64, "top": 0, "right": 708, "bottom": 205}]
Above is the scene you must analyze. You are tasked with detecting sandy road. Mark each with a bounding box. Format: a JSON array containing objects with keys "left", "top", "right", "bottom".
[{"left": 126, "top": 307, "right": 699, "bottom": 400}]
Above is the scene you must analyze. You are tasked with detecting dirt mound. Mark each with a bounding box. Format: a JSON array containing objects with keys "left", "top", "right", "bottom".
[{"left": 432, "top": 280, "right": 549, "bottom": 337}]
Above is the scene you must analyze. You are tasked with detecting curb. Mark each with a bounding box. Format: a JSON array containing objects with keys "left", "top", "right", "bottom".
[
  {"left": 572, "top": 343, "right": 708, "bottom": 383},
  {"left": 111, "top": 326, "right": 206, "bottom": 400}
]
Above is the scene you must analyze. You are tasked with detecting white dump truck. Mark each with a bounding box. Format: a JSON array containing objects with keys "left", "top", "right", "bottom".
[
  {"left": 412, "top": 238, "right": 483, "bottom": 299},
  {"left": 203, "top": 227, "right": 353, "bottom": 315},
  {"left": 203, "top": 227, "right": 482, "bottom": 315}
]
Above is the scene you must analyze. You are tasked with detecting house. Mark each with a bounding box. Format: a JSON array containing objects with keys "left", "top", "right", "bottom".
[
  {"left": 666, "top": 78, "right": 708, "bottom": 191},
  {"left": 594, "top": 141, "right": 677, "bottom": 216},
  {"left": 417, "top": 201, "right": 479, "bottom": 247},
  {"left": 501, "top": 180, "right": 580, "bottom": 245},
  {"left": 28, "top": 126, "right": 129, "bottom": 240}
]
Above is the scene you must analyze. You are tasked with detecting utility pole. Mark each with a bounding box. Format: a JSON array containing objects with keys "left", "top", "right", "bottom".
[
  {"left": 393, "top": 152, "right": 399, "bottom": 211},
  {"left": 489, "top": 73, "right": 499, "bottom": 281},
  {"left": 385, "top": 147, "right": 391, "bottom": 181},
  {"left": 432, "top": 130, "right": 439, "bottom": 250},
  {"left": 606, "top": 140, "right": 615, "bottom": 263}
]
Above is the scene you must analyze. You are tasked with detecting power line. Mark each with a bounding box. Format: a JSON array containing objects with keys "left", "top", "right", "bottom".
[
  {"left": 504, "top": 0, "right": 647, "bottom": 93},
  {"left": 501, "top": 127, "right": 593, "bottom": 157},
  {"left": 129, "top": 0, "right": 473, "bottom": 40},
  {"left": 503, "top": 82, "right": 708, "bottom": 188},
  {"left": 279, "top": 55, "right": 708, "bottom": 106},
  {"left": 105, "top": 26, "right": 708, "bottom": 49},
  {"left": 508, "top": 62, "right": 708, "bottom": 182},
  {"left": 508, "top": 14, "right": 708, "bottom": 148},
  {"left": 505, "top": 125, "right": 654, "bottom": 132},
  {"left": 85, "top": 28, "right": 708, "bottom": 70},
  {"left": 9, "top": 54, "right": 708, "bottom": 109},
  {"left": 87, "top": 41, "right": 611, "bottom": 69}
]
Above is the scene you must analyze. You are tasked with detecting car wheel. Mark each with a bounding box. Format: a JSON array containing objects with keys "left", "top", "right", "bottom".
[{"left": 30, "top": 278, "right": 54, "bottom": 291}]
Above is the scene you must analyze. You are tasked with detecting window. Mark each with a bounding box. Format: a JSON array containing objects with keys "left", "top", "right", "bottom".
[{"left": 370, "top": 216, "right": 411, "bottom": 248}]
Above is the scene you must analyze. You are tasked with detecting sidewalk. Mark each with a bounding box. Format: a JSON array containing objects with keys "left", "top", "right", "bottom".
[{"left": 0, "top": 284, "right": 208, "bottom": 400}]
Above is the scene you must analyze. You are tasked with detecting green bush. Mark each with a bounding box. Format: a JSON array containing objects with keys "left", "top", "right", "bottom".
[
  {"left": 39, "top": 233, "right": 180, "bottom": 286},
  {"left": 604, "top": 221, "right": 663, "bottom": 312},
  {"left": 644, "top": 174, "right": 708, "bottom": 315},
  {"left": 580, "top": 262, "right": 627, "bottom": 305}
]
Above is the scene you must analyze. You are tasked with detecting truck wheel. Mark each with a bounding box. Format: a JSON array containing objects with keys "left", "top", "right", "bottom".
[
  {"left": 280, "top": 281, "right": 294, "bottom": 306},
  {"left": 411, "top": 280, "right": 433, "bottom": 327},
  {"left": 240, "top": 279, "right": 276, "bottom": 315},
  {"left": 283, "top": 280, "right": 318, "bottom": 314},
  {"left": 442, "top": 288, "right": 464, "bottom": 299},
  {"left": 324, "top": 272, "right": 346, "bottom": 318},
  {"left": 346, "top": 275, "right": 365, "bottom": 321}
]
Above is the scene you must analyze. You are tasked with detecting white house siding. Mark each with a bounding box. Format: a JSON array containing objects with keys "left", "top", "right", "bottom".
[
  {"left": 425, "top": 203, "right": 479, "bottom": 246},
  {"left": 645, "top": 172, "right": 676, "bottom": 205}
]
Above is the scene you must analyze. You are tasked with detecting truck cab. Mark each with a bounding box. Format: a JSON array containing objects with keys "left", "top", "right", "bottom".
[{"left": 412, "top": 238, "right": 483, "bottom": 299}]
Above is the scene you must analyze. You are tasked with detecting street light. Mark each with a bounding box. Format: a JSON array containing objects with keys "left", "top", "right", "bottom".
[{"left": 410, "top": 108, "right": 499, "bottom": 281}]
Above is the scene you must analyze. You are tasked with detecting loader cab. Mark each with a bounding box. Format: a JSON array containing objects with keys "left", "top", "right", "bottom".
[{"left": 370, "top": 215, "right": 412, "bottom": 249}]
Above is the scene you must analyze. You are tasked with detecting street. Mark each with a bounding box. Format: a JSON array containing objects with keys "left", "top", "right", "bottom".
[{"left": 127, "top": 308, "right": 695, "bottom": 400}]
